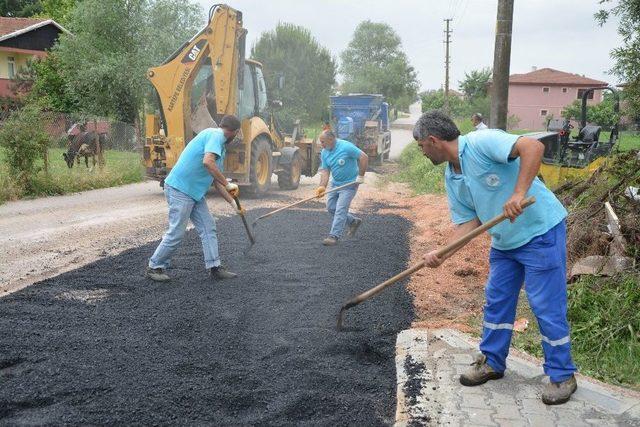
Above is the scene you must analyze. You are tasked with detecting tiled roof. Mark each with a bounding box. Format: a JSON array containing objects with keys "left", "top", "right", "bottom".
[
  {"left": 509, "top": 68, "right": 607, "bottom": 86},
  {"left": 0, "top": 17, "right": 47, "bottom": 37}
]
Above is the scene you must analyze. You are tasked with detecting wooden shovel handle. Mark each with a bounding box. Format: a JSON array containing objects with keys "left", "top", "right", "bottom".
[
  {"left": 255, "top": 181, "right": 359, "bottom": 222},
  {"left": 344, "top": 196, "right": 536, "bottom": 306}
]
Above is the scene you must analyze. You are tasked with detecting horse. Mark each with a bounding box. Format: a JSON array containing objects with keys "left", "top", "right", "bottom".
[{"left": 62, "top": 131, "right": 106, "bottom": 169}]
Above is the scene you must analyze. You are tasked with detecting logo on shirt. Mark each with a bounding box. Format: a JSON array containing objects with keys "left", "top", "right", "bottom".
[
  {"left": 338, "top": 158, "right": 346, "bottom": 166},
  {"left": 485, "top": 174, "right": 501, "bottom": 187}
]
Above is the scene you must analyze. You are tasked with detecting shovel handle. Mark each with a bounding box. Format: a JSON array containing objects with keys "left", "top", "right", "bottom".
[
  {"left": 254, "top": 181, "right": 359, "bottom": 222},
  {"left": 234, "top": 196, "right": 255, "bottom": 245},
  {"left": 344, "top": 196, "right": 536, "bottom": 306}
]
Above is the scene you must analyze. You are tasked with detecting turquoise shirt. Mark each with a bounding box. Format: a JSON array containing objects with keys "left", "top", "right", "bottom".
[
  {"left": 320, "top": 139, "right": 363, "bottom": 186},
  {"left": 164, "top": 128, "right": 226, "bottom": 201},
  {"left": 445, "top": 129, "right": 567, "bottom": 250}
]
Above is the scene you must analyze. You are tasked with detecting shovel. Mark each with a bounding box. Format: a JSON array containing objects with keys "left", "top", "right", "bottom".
[
  {"left": 233, "top": 195, "right": 255, "bottom": 253},
  {"left": 336, "top": 196, "right": 536, "bottom": 331},
  {"left": 251, "top": 181, "right": 359, "bottom": 229}
]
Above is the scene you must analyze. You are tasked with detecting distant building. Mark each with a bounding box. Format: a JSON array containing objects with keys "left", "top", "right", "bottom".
[
  {"left": 0, "top": 17, "right": 69, "bottom": 98},
  {"left": 489, "top": 67, "right": 608, "bottom": 130}
]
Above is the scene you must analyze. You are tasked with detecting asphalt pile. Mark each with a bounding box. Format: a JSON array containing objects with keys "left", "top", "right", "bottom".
[{"left": 0, "top": 201, "right": 413, "bottom": 425}]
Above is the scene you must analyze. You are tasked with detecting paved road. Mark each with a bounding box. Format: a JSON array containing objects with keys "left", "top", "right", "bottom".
[
  {"left": 389, "top": 101, "right": 422, "bottom": 160},
  {"left": 0, "top": 192, "right": 414, "bottom": 424}
]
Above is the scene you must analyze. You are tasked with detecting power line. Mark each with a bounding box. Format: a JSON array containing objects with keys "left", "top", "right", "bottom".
[{"left": 444, "top": 18, "right": 453, "bottom": 115}]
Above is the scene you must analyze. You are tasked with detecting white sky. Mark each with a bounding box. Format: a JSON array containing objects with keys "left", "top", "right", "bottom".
[{"left": 195, "top": 0, "right": 623, "bottom": 91}]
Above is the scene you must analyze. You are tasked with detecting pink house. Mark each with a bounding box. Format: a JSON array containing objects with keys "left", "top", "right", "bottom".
[{"left": 502, "top": 68, "right": 608, "bottom": 130}]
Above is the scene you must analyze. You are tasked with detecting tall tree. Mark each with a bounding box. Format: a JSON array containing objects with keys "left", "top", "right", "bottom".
[
  {"left": 52, "top": 0, "right": 203, "bottom": 123},
  {"left": 596, "top": 0, "right": 640, "bottom": 117},
  {"left": 340, "top": 21, "right": 419, "bottom": 110},
  {"left": 0, "top": 0, "right": 42, "bottom": 17},
  {"left": 459, "top": 67, "right": 492, "bottom": 100},
  {"left": 251, "top": 23, "right": 336, "bottom": 130},
  {"left": 40, "top": 0, "right": 80, "bottom": 25}
]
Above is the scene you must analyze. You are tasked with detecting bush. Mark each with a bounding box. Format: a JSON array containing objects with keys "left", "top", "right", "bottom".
[
  {"left": 394, "top": 143, "right": 445, "bottom": 194},
  {"left": 0, "top": 106, "right": 50, "bottom": 191}
]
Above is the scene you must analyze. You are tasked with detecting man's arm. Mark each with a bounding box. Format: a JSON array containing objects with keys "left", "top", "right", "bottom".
[
  {"left": 318, "top": 168, "right": 330, "bottom": 188},
  {"left": 214, "top": 181, "right": 235, "bottom": 204},
  {"left": 423, "top": 218, "right": 481, "bottom": 267},
  {"left": 503, "top": 137, "right": 544, "bottom": 221},
  {"left": 357, "top": 152, "right": 368, "bottom": 177},
  {"left": 203, "top": 152, "right": 228, "bottom": 186}
]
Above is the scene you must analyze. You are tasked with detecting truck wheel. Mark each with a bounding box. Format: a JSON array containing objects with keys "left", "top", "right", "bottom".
[
  {"left": 248, "top": 136, "right": 272, "bottom": 196},
  {"left": 278, "top": 151, "right": 302, "bottom": 190}
]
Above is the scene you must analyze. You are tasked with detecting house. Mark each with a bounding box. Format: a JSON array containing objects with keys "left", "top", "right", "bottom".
[
  {"left": 0, "top": 17, "right": 69, "bottom": 98},
  {"left": 501, "top": 67, "right": 608, "bottom": 130}
]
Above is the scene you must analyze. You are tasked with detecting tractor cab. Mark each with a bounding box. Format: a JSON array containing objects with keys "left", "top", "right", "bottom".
[{"left": 527, "top": 86, "right": 620, "bottom": 187}]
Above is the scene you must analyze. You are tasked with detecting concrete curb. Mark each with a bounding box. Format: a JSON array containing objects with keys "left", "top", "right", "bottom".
[{"left": 395, "top": 328, "right": 640, "bottom": 426}]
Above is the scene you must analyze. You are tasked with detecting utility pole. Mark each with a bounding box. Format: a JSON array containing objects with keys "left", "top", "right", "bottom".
[
  {"left": 490, "top": 0, "right": 514, "bottom": 130},
  {"left": 443, "top": 18, "right": 452, "bottom": 115}
]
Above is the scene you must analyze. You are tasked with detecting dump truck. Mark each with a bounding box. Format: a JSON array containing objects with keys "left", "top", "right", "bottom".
[
  {"left": 143, "top": 4, "right": 320, "bottom": 195},
  {"left": 527, "top": 86, "right": 621, "bottom": 188},
  {"left": 330, "top": 94, "right": 391, "bottom": 163}
]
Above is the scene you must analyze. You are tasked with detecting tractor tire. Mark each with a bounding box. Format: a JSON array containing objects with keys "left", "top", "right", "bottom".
[
  {"left": 277, "top": 151, "right": 302, "bottom": 190},
  {"left": 248, "top": 136, "right": 272, "bottom": 196}
]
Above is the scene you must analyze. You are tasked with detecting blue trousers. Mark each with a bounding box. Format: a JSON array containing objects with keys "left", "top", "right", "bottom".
[
  {"left": 149, "top": 185, "right": 221, "bottom": 270},
  {"left": 326, "top": 185, "right": 359, "bottom": 238},
  {"left": 480, "top": 220, "right": 576, "bottom": 383}
]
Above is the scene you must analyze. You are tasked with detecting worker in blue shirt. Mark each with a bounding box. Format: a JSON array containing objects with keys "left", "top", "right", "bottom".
[
  {"left": 146, "top": 115, "right": 243, "bottom": 282},
  {"left": 413, "top": 110, "right": 577, "bottom": 405},
  {"left": 315, "top": 130, "right": 368, "bottom": 246}
]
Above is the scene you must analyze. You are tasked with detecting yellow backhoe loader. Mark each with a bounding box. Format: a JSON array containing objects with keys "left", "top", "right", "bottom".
[{"left": 142, "top": 4, "right": 320, "bottom": 195}]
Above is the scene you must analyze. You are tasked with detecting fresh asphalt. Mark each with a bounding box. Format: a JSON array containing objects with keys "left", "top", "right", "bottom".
[{"left": 0, "top": 201, "right": 413, "bottom": 425}]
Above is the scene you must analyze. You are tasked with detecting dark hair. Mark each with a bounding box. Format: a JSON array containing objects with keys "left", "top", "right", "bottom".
[
  {"left": 413, "top": 110, "right": 460, "bottom": 142},
  {"left": 472, "top": 113, "right": 483, "bottom": 121},
  {"left": 220, "top": 115, "right": 241, "bottom": 131}
]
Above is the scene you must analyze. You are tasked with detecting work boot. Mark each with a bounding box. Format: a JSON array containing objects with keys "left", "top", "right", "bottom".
[
  {"left": 347, "top": 218, "right": 363, "bottom": 237},
  {"left": 145, "top": 267, "right": 170, "bottom": 282},
  {"left": 459, "top": 353, "right": 504, "bottom": 386},
  {"left": 323, "top": 236, "right": 338, "bottom": 246},
  {"left": 542, "top": 375, "right": 577, "bottom": 405},
  {"left": 209, "top": 265, "right": 237, "bottom": 280}
]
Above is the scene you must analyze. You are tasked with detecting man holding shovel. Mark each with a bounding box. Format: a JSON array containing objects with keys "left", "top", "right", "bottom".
[
  {"left": 316, "top": 130, "right": 368, "bottom": 246},
  {"left": 413, "top": 111, "right": 577, "bottom": 405},
  {"left": 145, "top": 115, "right": 243, "bottom": 282}
]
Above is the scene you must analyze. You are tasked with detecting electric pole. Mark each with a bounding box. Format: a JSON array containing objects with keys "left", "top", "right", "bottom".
[
  {"left": 443, "top": 18, "right": 452, "bottom": 115},
  {"left": 490, "top": 0, "right": 514, "bottom": 130}
]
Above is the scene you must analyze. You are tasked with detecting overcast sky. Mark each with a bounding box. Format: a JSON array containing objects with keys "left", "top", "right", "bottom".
[{"left": 195, "top": 0, "right": 623, "bottom": 91}]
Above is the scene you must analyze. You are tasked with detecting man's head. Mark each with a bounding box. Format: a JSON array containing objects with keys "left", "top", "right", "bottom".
[
  {"left": 471, "top": 113, "right": 483, "bottom": 126},
  {"left": 413, "top": 110, "right": 460, "bottom": 165},
  {"left": 219, "top": 115, "right": 241, "bottom": 141},
  {"left": 319, "top": 129, "right": 337, "bottom": 150}
]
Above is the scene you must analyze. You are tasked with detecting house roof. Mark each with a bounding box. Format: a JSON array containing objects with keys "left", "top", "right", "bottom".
[
  {"left": 0, "top": 17, "right": 70, "bottom": 43},
  {"left": 509, "top": 68, "right": 608, "bottom": 86}
]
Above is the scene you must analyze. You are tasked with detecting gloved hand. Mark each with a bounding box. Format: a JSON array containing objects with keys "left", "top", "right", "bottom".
[
  {"left": 229, "top": 199, "right": 245, "bottom": 215},
  {"left": 225, "top": 182, "right": 239, "bottom": 197},
  {"left": 236, "top": 206, "right": 246, "bottom": 216},
  {"left": 356, "top": 175, "right": 365, "bottom": 185},
  {"left": 315, "top": 186, "right": 326, "bottom": 198}
]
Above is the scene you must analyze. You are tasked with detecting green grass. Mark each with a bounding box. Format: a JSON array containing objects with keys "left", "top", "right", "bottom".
[
  {"left": 0, "top": 147, "right": 144, "bottom": 203},
  {"left": 469, "top": 275, "right": 640, "bottom": 391}
]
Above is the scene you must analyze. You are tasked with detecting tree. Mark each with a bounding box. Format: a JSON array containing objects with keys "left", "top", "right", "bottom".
[
  {"left": 0, "top": 0, "right": 42, "bottom": 17},
  {"left": 251, "top": 23, "right": 336, "bottom": 131},
  {"left": 596, "top": 0, "right": 640, "bottom": 116},
  {"left": 340, "top": 21, "right": 419, "bottom": 110},
  {"left": 53, "top": 0, "right": 203, "bottom": 123},
  {"left": 40, "top": 0, "right": 80, "bottom": 25},
  {"left": 459, "top": 68, "right": 492, "bottom": 100}
]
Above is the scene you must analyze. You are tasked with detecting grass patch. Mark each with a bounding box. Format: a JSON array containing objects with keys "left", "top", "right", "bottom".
[
  {"left": 393, "top": 143, "right": 445, "bottom": 194},
  {"left": 0, "top": 147, "right": 144, "bottom": 203}
]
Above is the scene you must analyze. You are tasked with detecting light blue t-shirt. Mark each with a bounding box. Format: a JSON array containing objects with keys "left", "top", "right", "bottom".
[
  {"left": 445, "top": 129, "right": 567, "bottom": 250},
  {"left": 164, "top": 128, "right": 226, "bottom": 201},
  {"left": 320, "top": 139, "right": 363, "bottom": 186}
]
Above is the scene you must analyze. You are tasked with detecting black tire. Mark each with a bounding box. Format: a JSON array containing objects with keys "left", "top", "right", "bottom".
[
  {"left": 248, "top": 136, "right": 272, "bottom": 196},
  {"left": 278, "top": 151, "right": 302, "bottom": 190}
]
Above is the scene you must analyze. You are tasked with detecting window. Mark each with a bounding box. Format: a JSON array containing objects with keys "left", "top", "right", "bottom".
[
  {"left": 542, "top": 87, "right": 550, "bottom": 93},
  {"left": 577, "top": 89, "right": 594, "bottom": 100},
  {"left": 541, "top": 110, "right": 548, "bottom": 116},
  {"left": 238, "top": 63, "right": 256, "bottom": 120},
  {"left": 562, "top": 87, "right": 568, "bottom": 93},
  {"left": 7, "top": 56, "right": 15, "bottom": 79}
]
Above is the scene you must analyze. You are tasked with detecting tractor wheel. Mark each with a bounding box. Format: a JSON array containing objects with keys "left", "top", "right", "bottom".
[
  {"left": 248, "top": 136, "right": 272, "bottom": 196},
  {"left": 277, "top": 151, "right": 302, "bottom": 190}
]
